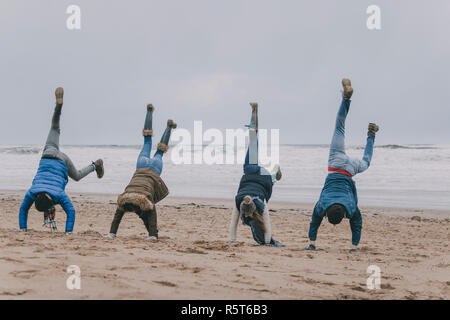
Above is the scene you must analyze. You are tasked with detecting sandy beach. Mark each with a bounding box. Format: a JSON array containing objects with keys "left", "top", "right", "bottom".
[{"left": 0, "top": 190, "right": 448, "bottom": 300}]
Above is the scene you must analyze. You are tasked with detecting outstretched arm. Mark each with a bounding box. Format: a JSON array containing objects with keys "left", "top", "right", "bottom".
[
  {"left": 308, "top": 206, "right": 324, "bottom": 243},
  {"left": 19, "top": 191, "right": 34, "bottom": 230},
  {"left": 59, "top": 194, "right": 76, "bottom": 232},
  {"left": 229, "top": 203, "right": 239, "bottom": 242},
  {"left": 349, "top": 210, "right": 363, "bottom": 246},
  {"left": 262, "top": 205, "right": 272, "bottom": 244}
]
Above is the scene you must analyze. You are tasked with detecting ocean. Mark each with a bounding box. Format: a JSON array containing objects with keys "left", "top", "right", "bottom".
[{"left": 1, "top": 144, "right": 449, "bottom": 210}]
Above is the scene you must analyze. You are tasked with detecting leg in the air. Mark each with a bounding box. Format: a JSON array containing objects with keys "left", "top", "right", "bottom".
[
  {"left": 328, "top": 79, "right": 353, "bottom": 168},
  {"left": 42, "top": 87, "right": 64, "bottom": 156},
  {"left": 350, "top": 123, "right": 380, "bottom": 175},
  {"left": 149, "top": 119, "right": 177, "bottom": 175},
  {"left": 60, "top": 152, "right": 103, "bottom": 181},
  {"left": 137, "top": 104, "right": 155, "bottom": 169},
  {"left": 244, "top": 102, "right": 260, "bottom": 174}
]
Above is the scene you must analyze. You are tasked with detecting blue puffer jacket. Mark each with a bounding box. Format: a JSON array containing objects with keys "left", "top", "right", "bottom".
[
  {"left": 308, "top": 172, "right": 363, "bottom": 245},
  {"left": 235, "top": 173, "right": 273, "bottom": 215},
  {"left": 19, "top": 158, "right": 76, "bottom": 232}
]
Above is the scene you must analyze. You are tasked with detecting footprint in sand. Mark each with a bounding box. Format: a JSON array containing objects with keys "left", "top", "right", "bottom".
[
  {"left": 0, "top": 289, "right": 30, "bottom": 296},
  {"left": 153, "top": 280, "right": 177, "bottom": 287},
  {"left": 0, "top": 257, "right": 24, "bottom": 263},
  {"left": 380, "top": 283, "right": 395, "bottom": 290},
  {"left": 10, "top": 269, "right": 39, "bottom": 279},
  {"left": 177, "top": 248, "right": 207, "bottom": 254}
]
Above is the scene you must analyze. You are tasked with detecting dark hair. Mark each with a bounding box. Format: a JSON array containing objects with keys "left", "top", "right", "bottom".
[
  {"left": 326, "top": 204, "right": 346, "bottom": 225},
  {"left": 240, "top": 196, "right": 256, "bottom": 216},
  {"left": 35, "top": 193, "right": 54, "bottom": 212}
]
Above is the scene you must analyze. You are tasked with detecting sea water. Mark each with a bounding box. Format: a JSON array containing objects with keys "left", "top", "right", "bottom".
[{"left": 1, "top": 144, "right": 449, "bottom": 210}]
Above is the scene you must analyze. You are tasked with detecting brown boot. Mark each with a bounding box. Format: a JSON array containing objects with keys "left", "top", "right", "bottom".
[
  {"left": 368, "top": 123, "right": 379, "bottom": 135},
  {"left": 55, "top": 87, "right": 64, "bottom": 106},
  {"left": 167, "top": 119, "right": 177, "bottom": 129},
  {"left": 93, "top": 159, "right": 104, "bottom": 179},
  {"left": 341, "top": 78, "right": 353, "bottom": 99}
]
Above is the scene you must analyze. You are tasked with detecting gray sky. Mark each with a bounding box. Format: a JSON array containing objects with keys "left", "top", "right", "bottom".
[{"left": 0, "top": 0, "right": 449, "bottom": 145}]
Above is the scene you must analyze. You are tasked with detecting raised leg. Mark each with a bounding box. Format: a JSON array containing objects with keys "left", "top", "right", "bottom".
[
  {"left": 244, "top": 103, "right": 260, "bottom": 173},
  {"left": 59, "top": 152, "right": 95, "bottom": 181},
  {"left": 137, "top": 105, "right": 154, "bottom": 169},
  {"left": 147, "top": 119, "right": 176, "bottom": 175},
  {"left": 328, "top": 79, "right": 353, "bottom": 168},
  {"left": 42, "top": 88, "right": 64, "bottom": 156}
]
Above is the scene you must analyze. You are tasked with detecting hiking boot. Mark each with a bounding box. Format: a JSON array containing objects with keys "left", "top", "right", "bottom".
[
  {"left": 167, "top": 119, "right": 177, "bottom": 129},
  {"left": 272, "top": 164, "right": 282, "bottom": 181},
  {"left": 93, "top": 159, "right": 104, "bottom": 179},
  {"left": 55, "top": 87, "right": 64, "bottom": 106},
  {"left": 249, "top": 102, "right": 258, "bottom": 130},
  {"left": 143, "top": 104, "right": 155, "bottom": 136},
  {"left": 368, "top": 123, "right": 379, "bottom": 135},
  {"left": 341, "top": 78, "right": 353, "bottom": 99}
]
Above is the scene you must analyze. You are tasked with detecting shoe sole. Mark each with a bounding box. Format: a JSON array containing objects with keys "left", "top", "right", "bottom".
[
  {"left": 95, "top": 159, "right": 104, "bottom": 178},
  {"left": 55, "top": 87, "right": 64, "bottom": 105}
]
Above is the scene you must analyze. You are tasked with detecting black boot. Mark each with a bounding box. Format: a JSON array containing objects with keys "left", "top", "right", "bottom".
[
  {"left": 157, "top": 120, "right": 177, "bottom": 152},
  {"left": 142, "top": 104, "right": 154, "bottom": 137}
]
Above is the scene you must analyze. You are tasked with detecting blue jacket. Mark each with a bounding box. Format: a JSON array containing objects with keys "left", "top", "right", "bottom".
[
  {"left": 308, "top": 172, "right": 362, "bottom": 245},
  {"left": 235, "top": 173, "right": 273, "bottom": 215},
  {"left": 19, "top": 158, "right": 76, "bottom": 232}
]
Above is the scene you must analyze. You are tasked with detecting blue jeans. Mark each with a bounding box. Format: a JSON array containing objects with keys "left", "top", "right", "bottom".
[
  {"left": 243, "top": 130, "right": 272, "bottom": 177},
  {"left": 136, "top": 136, "right": 163, "bottom": 175},
  {"left": 328, "top": 98, "right": 375, "bottom": 177}
]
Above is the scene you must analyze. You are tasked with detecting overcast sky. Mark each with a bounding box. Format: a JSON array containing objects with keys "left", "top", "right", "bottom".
[{"left": 0, "top": 0, "right": 449, "bottom": 145}]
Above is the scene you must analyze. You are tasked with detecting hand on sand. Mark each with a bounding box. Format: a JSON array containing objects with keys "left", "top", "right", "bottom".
[
  {"left": 104, "top": 233, "right": 116, "bottom": 239},
  {"left": 303, "top": 244, "right": 316, "bottom": 251}
]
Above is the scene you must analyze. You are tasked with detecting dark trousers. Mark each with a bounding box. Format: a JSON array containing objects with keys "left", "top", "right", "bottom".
[{"left": 109, "top": 207, "right": 158, "bottom": 237}]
